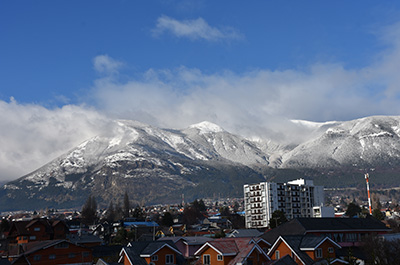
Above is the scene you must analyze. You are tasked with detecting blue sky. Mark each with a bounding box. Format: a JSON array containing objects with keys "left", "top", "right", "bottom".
[{"left": 2, "top": 1, "right": 400, "bottom": 180}]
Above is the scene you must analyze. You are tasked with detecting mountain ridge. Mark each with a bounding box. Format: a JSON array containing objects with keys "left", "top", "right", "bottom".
[{"left": 2, "top": 115, "right": 400, "bottom": 210}]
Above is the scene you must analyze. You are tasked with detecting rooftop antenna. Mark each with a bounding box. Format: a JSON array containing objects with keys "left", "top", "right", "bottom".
[{"left": 365, "top": 173, "right": 372, "bottom": 215}]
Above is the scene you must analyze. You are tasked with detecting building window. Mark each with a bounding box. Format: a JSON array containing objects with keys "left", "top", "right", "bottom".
[
  {"left": 49, "top": 254, "right": 56, "bottom": 260},
  {"left": 29, "top": 236, "right": 36, "bottom": 240},
  {"left": 275, "top": 250, "right": 280, "bottom": 259},
  {"left": 203, "top": 254, "right": 211, "bottom": 265},
  {"left": 34, "top": 227, "right": 40, "bottom": 231},
  {"left": 152, "top": 255, "right": 158, "bottom": 261},
  {"left": 328, "top": 247, "right": 334, "bottom": 254},
  {"left": 68, "top": 253, "right": 76, "bottom": 258},
  {"left": 166, "top": 254, "right": 174, "bottom": 264},
  {"left": 33, "top": 255, "right": 41, "bottom": 261},
  {"left": 316, "top": 248, "right": 323, "bottom": 258},
  {"left": 217, "top": 255, "right": 223, "bottom": 261},
  {"left": 83, "top": 252, "right": 90, "bottom": 258},
  {"left": 347, "top": 233, "right": 358, "bottom": 242}
]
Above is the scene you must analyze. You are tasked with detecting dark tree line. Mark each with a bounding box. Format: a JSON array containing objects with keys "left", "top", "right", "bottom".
[{"left": 81, "top": 191, "right": 143, "bottom": 225}]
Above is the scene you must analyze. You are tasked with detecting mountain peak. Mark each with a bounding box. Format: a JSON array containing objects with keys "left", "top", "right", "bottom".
[{"left": 188, "top": 121, "right": 224, "bottom": 134}]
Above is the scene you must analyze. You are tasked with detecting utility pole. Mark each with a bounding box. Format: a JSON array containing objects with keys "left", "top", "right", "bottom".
[{"left": 365, "top": 173, "right": 372, "bottom": 215}]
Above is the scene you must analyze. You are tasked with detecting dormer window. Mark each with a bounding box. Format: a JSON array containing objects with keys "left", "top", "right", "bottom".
[{"left": 34, "top": 227, "right": 40, "bottom": 232}]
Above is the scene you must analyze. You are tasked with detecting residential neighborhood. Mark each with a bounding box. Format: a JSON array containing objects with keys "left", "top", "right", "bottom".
[{"left": 0, "top": 182, "right": 400, "bottom": 265}]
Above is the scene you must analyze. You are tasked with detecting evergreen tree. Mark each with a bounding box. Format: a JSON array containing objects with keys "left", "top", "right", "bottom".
[
  {"left": 192, "top": 199, "right": 206, "bottom": 212},
  {"left": 81, "top": 195, "right": 97, "bottom": 225},
  {"left": 161, "top": 212, "right": 174, "bottom": 227},
  {"left": 123, "top": 191, "right": 130, "bottom": 218},
  {"left": 106, "top": 201, "right": 115, "bottom": 222},
  {"left": 372, "top": 209, "right": 384, "bottom": 220},
  {"left": 269, "top": 210, "right": 288, "bottom": 229},
  {"left": 0, "top": 219, "right": 10, "bottom": 233},
  {"left": 114, "top": 202, "right": 124, "bottom": 221},
  {"left": 132, "top": 205, "right": 144, "bottom": 220},
  {"left": 345, "top": 202, "right": 362, "bottom": 218},
  {"left": 182, "top": 206, "right": 202, "bottom": 225}
]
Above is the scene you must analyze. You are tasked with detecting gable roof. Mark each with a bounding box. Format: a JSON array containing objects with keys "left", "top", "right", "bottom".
[
  {"left": 228, "top": 229, "right": 263, "bottom": 238},
  {"left": 8, "top": 221, "right": 30, "bottom": 236},
  {"left": 120, "top": 241, "right": 183, "bottom": 265},
  {"left": 299, "top": 236, "right": 341, "bottom": 251},
  {"left": 158, "top": 236, "right": 213, "bottom": 246},
  {"left": 251, "top": 237, "right": 272, "bottom": 247},
  {"left": 271, "top": 236, "right": 314, "bottom": 265},
  {"left": 227, "top": 240, "right": 270, "bottom": 265},
  {"left": 194, "top": 237, "right": 270, "bottom": 265},
  {"left": 120, "top": 247, "right": 148, "bottom": 265},
  {"left": 195, "top": 239, "right": 238, "bottom": 256},
  {"left": 9, "top": 239, "right": 88, "bottom": 258},
  {"left": 126, "top": 241, "right": 181, "bottom": 256},
  {"left": 268, "top": 255, "right": 298, "bottom": 265},
  {"left": 268, "top": 235, "right": 339, "bottom": 265}
]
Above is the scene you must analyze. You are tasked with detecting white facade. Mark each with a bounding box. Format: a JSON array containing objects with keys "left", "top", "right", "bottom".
[
  {"left": 243, "top": 178, "right": 324, "bottom": 229},
  {"left": 313, "top": 206, "right": 335, "bottom": 218}
]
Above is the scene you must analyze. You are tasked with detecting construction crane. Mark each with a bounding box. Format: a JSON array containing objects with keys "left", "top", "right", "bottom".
[{"left": 365, "top": 173, "right": 372, "bottom": 215}]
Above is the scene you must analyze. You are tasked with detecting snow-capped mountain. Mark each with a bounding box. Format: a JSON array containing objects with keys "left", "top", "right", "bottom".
[{"left": 2, "top": 116, "right": 400, "bottom": 210}]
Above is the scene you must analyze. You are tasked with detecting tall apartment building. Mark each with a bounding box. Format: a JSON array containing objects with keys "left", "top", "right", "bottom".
[{"left": 243, "top": 178, "right": 324, "bottom": 229}]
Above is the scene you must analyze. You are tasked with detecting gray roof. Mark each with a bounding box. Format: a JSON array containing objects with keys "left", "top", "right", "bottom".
[
  {"left": 67, "top": 233, "right": 103, "bottom": 244},
  {"left": 269, "top": 255, "right": 297, "bottom": 265},
  {"left": 278, "top": 235, "right": 317, "bottom": 265},
  {"left": 295, "top": 216, "right": 391, "bottom": 232},
  {"left": 127, "top": 241, "right": 180, "bottom": 255},
  {"left": 122, "top": 247, "right": 148, "bottom": 265},
  {"left": 158, "top": 236, "right": 213, "bottom": 245},
  {"left": 122, "top": 241, "right": 184, "bottom": 265},
  {"left": 228, "top": 229, "right": 263, "bottom": 238},
  {"left": 262, "top": 217, "right": 391, "bottom": 244}
]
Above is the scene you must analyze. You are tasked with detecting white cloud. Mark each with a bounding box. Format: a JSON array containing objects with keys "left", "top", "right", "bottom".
[
  {"left": 0, "top": 98, "right": 111, "bottom": 181},
  {"left": 4, "top": 21, "right": 400, "bottom": 182},
  {"left": 93, "top": 54, "right": 123, "bottom": 75},
  {"left": 152, "top": 15, "right": 242, "bottom": 41},
  {"left": 92, "top": 20, "right": 400, "bottom": 142}
]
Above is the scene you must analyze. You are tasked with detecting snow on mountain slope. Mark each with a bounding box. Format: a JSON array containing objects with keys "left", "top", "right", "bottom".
[
  {"left": 13, "top": 115, "right": 400, "bottom": 189},
  {"left": 3, "top": 115, "right": 400, "bottom": 210},
  {"left": 281, "top": 116, "right": 400, "bottom": 167},
  {"left": 10, "top": 119, "right": 274, "bottom": 190}
]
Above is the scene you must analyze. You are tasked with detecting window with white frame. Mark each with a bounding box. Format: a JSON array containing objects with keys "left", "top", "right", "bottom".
[
  {"left": 166, "top": 254, "right": 174, "bottom": 264},
  {"left": 328, "top": 247, "right": 334, "bottom": 254},
  {"left": 275, "top": 250, "right": 280, "bottom": 259},
  {"left": 217, "top": 255, "right": 223, "bottom": 261},
  {"left": 151, "top": 255, "right": 158, "bottom": 261},
  {"left": 316, "top": 248, "right": 323, "bottom": 258},
  {"left": 203, "top": 254, "right": 211, "bottom": 265}
]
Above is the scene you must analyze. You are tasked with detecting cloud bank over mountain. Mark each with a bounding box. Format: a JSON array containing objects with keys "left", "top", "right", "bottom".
[{"left": 2, "top": 21, "right": 400, "bottom": 181}]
